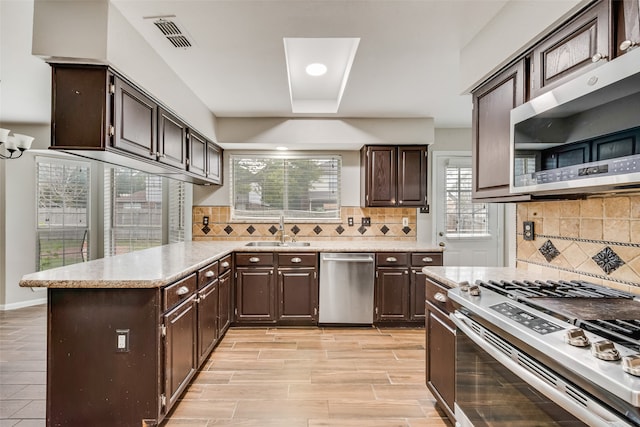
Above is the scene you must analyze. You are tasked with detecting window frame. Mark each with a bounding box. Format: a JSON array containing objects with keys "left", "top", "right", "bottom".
[{"left": 230, "top": 154, "right": 342, "bottom": 222}]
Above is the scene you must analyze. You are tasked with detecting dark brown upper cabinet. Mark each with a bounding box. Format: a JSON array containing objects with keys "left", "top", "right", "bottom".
[
  {"left": 472, "top": 60, "right": 530, "bottom": 201},
  {"left": 158, "top": 107, "right": 187, "bottom": 170},
  {"left": 530, "top": 0, "right": 610, "bottom": 98},
  {"left": 360, "top": 145, "right": 427, "bottom": 207},
  {"left": 614, "top": 0, "right": 640, "bottom": 57},
  {"left": 50, "top": 64, "right": 222, "bottom": 185}
]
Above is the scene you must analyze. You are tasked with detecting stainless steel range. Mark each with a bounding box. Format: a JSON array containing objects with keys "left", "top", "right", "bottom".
[{"left": 449, "top": 279, "right": 640, "bottom": 427}]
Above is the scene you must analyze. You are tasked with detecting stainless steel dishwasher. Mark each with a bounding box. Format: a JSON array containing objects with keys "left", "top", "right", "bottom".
[{"left": 319, "top": 253, "right": 375, "bottom": 324}]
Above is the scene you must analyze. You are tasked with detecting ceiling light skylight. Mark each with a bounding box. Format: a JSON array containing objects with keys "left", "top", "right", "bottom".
[
  {"left": 283, "top": 37, "right": 360, "bottom": 114},
  {"left": 305, "top": 63, "right": 327, "bottom": 76}
]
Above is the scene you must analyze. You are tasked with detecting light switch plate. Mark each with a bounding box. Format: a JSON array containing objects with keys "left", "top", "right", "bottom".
[
  {"left": 362, "top": 217, "right": 371, "bottom": 226},
  {"left": 116, "top": 329, "right": 130, "bottom": 352}
]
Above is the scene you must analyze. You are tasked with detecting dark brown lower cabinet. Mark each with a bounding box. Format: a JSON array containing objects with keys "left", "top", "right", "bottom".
[
  {"left": 375, "top": 267, "right": 410, "bottom": 322},
  {"left": 425, "top": 278, "right": 456, "bottom": 424},
  {"left": 197, "top": 280, "right": 219, "bottom": 366},
  {"left": 163, "top": 294, "right": 198, "bottom": 411},
  {"left": 218, "top": 270, "right": 232, "bottom": 334},
  {"left": 235, "top": 267, "right": 277, "bottom": 323}
]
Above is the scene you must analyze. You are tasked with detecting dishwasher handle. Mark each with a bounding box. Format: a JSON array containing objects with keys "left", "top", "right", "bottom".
[{"left": 321, "top": 254, "right": 374, "bottom": 263}]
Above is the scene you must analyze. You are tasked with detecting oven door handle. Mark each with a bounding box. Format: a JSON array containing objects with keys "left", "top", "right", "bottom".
[{"left": 451, "top": 312, "right": 630, "bottom": 427}]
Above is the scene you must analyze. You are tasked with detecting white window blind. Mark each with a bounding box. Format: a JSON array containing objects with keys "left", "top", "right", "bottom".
[
  {"left": 36, "top": 157, "right": 90, "bottom": 271},
  {"left": 104, "top": 167, "right": 163, "bottom": 256},
  {"left": 168, "top": 180, "right": 186, "bottom": 243},
  {"left": 231, "top": 155, "right": 341, "bottom": 220},
  {"left": 445, "top": 163, "right": 489, "bottom": 237}
]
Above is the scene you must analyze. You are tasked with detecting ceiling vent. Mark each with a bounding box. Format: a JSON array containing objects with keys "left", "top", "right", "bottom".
[{"left": 152, "top": 18, "right": 192, "bottom": 49}]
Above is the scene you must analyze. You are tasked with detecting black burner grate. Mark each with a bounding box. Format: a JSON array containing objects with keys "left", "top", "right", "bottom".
[{"left": 477, "top": 279, "right": 635, "bottom": 299}]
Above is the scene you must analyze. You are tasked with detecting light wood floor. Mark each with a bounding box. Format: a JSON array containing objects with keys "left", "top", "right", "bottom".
[{"left": 1, "top": 305, "right": 451, "bottom": 427}]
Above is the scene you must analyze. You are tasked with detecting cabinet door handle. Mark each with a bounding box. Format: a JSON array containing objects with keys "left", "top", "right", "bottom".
[
  {"left": 404, "top": 270, "right": 408, "bottom": 275},
  {"left": 620, "top": 40, "right": 638, "bottom": 51},
  {"left": 422, "top": 257, "right": 433, "bottom": 263},
  {"left": 221, "top": 261, "right": 230, "bottom": 268},
  {"left": 591, "top": 52, "right": 607, "bottom": 62},
  {"left": 291, "top": 257, "right": 302, "bottom": 263},
  {"left": 205, "top": 271, "right": 215, "bottom": 278},
  {"left": 176, "top": 286, "right": 190, "bottom": 296},
  {"left": 386, "top": 257, "right": 397, "bottom": 263},
  {"left": 249, "top": 257, "right": 260, "bottom": 263},
  {"left": 434, "top": 292, "right": 448, "bottom": 303}
]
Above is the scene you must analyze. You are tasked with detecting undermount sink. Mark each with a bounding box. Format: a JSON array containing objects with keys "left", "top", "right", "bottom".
[{"left": 245, "top": 241, "right": 311, "bottom": 247}]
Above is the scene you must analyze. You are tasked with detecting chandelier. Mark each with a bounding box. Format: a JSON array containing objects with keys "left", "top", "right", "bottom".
[{"left": 0, "top": 128, "right": 34, "bottom": 159}]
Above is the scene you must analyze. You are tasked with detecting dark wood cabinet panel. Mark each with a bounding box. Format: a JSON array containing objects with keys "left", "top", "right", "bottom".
[
  {"left": 187, "top": 130, "right": 207, "bottom": 177},
  {"left": 614, "top": 0, "right": 640, "bottom": 57},
  {"left": 375, "top": 268, "right": 409, "bottom": 322},
  {"left": 235, "top": 267, "right": 276, "bottom": 323},
  {"left": 197, "top": 280, "right": 219, "bottom": 366},
  {"left": 425, "top": 277, "right": 455, "bottom": 424},
  {"left": 361, "top": 145, "right": 428, "bottom": 207},
  {"left": 113, "top": 77, "right": 157, "bottom": 160},
  {"left": 207, "top": 140, "right": 223, "bottom": 184},
  {"left": 472, "top": 60, "right": 528, "bottom": 201},
  {"left": 158, "top": 107, "right": 187, "bottom": 169},
  {"left": 362, "top": 146, "right": 397, "bottom": 207},
  {"left": 410, "top": 270, "right": 426, "bottom": 320},
  {"left": 51, "top": 65, "right": 111, "bottom": 149},
  {"left": 218, "top": 270, "right": 232, "bottom": 334},
  {"left": 397, "top": 146, "right": 427, "bottom": 206},
  {"left": 530, "top": 0, "right": 610, "bottom": 98},
  {"left": 278, "top": 269, "right": 318, "bottom": 325},
  {"left": 163, "top": 294, "right": 198, "bottom": 412}
]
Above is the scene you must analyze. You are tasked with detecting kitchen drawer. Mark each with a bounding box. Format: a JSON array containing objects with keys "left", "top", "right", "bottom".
[
  {"left": 376, "top": 252, "right": 409, "bottom": 267},
  {"left": 219, "top": 254, "right": 232, "bottom": 275},
  {"left": 236, "top": 252, "right": 274, "bottom": 266},
  {"left": 197, "top": 261, "right": 218, "bottom": 288},
  {"left": 411, "top": 252, "right": 443, "bottom": 267},
  {"left": 278, "top": 253, "right": 317, "bottom": 267},
  {"left": 425, "top": 278, "right": 453, "bottom": 315},
  {"left": 163, "top": 273, "right": 197, "bottom": 311}
]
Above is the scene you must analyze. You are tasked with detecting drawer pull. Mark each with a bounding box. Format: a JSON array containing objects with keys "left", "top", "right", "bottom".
[
  {"left": 205, "top": 271, "right": 215, "bottom": 278},
  {"left": 176, "top": 286, "right": 190, "bottom": 296},
  {"left": 386, "top": 256, "right": 397, "bottom": 263},
  {"left": 422, "top": 257, "right": 433, "bottom": 263},
  {"left": 291, "top": 257, "right": 302, "bottom": 263},
  {"left": 249, "top": 257, "right": 260, "bottom": 263},
  {"left": 221, "top": 261, "right": 230, "bottom": 268},
  {"left": 434, "top": 292, "right": 447, "bottom": 303}
]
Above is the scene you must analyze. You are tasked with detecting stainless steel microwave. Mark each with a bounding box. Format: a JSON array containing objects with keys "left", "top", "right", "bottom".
[{"left": 510, "top": 47, "right": 640, "bottom": 196}]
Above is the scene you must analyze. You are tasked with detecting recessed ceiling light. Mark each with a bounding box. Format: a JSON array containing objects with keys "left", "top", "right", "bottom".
[
  {"left": 305, "top": 63, "right": 327, "bottom": 77},
  {"left": 276, "top": 146, "right": 288, "bottom": 151}
]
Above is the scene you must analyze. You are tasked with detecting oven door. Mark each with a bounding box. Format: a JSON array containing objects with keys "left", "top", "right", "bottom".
[{"left": 452, "top": 312, "right": 633, "bottom": 427}]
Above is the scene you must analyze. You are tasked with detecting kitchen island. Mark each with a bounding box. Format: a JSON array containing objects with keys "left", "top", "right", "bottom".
[{"left": 19, "top": 240, "right": 442, "bottom": 427}]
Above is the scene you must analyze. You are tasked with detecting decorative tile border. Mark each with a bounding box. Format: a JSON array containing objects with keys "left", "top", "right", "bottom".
[{"left": 192, "top": 206, "right": 418, "bottom": 241}]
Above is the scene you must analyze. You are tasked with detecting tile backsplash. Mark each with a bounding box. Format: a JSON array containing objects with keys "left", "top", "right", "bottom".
[
  {"left": 192, "top": 206, "right": 417, "bottom": 241},
  {"left": 516, "top": 195, "right": 640, "bottom": 295}
]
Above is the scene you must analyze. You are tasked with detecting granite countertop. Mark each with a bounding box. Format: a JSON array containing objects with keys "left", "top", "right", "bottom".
[
  {"left": 421, "top": 266, "right": 538, "bottom": 289},
  {"left": 20, "top": 240, "right": 443, "bottom": 289}
]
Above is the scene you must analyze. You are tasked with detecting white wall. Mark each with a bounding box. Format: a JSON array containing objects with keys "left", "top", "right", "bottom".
[
  {"left": 460, "top": 0, "right": 586, "bottom": 92},
  {"left": 0, "top": 123, "right": 52, "bottom": 310}
]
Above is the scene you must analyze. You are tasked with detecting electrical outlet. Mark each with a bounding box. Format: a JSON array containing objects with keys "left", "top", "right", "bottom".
[
  {"left": 116, "top": 329, "right": 130, "bottom": 352},
  {"left": 347, "top": 217, "right": 354, "bottom": 226},
  {"left": 203, "top": 216, "right": 209, "bottom": 226},
  {"left": 402, "top": 217, "right": 409, "bottom": 227},
  {"left": 361, "top": 217, "right": 371, "bottom": 226},
  {"left": 420, "top": 205, "right": 429, "bottom": 214},
  {"left": 523, "top": 221, "right": 535, "bottom": 241}
]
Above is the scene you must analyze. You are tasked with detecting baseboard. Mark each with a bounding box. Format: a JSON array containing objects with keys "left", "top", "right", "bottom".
[{"left": 0, "top": 297, "right": 47, "bottom": 311}]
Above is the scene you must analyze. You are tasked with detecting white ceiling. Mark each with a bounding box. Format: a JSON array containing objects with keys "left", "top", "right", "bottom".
[
  {"left": 1, "top": 0, "right": 510, "bottom": 132},
  {"left": 109, "top": 0, "right": 508, "bottom": 127}
]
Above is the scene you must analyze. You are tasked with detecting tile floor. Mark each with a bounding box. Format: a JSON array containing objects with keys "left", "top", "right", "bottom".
[{"left": 1, "top": 304, "right": 451, "bottom": 427}]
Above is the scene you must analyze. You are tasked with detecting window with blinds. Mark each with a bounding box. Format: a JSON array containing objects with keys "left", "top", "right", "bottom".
[
  {"left": 36, "top": 157, "right": 90, "bottom": 271},
  {"left": 104, "top": 167, "right": 164, "bottom": 256},
  {"left": 445, "top": 163, "right": 489, "bottom": 237},
  {"left": 231, "top": 155, "right": 341, "bottom": 220},
  {"left": 168, "top": 179, "right": 186, "bottom": 243}
]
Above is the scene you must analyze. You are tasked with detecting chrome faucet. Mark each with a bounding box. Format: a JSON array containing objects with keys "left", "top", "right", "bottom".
[{"left": 279, "top": 214, "right": 287, "bottom": 244}]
